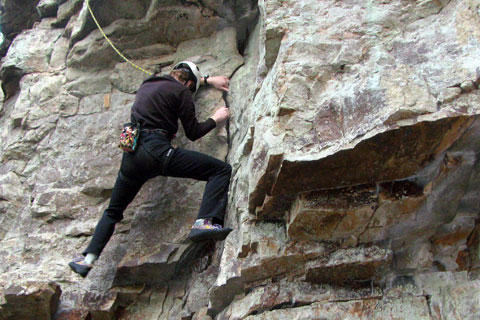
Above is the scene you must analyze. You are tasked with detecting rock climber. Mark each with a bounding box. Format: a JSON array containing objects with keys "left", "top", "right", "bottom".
[{"left": 69, "top": 61, "right": 232, "bottom": 277}]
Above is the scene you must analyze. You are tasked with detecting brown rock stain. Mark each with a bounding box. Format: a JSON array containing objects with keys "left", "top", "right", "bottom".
[
  {"left": 433, "top": 229, "right": 472, "bottom": 246},
  {"left": 456, "top": 249, "right": 470, "bottom": 270}
]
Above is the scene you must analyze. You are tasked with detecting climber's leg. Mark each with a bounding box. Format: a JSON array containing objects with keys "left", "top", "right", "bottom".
[
  {"left": 164, "top": 147, "right": 233, "bottom": 242},
  {"left": 82, "top": 172, "right": 144, "bottom": 257},
  {"left": 69, "top": 171, "right": 145, "bottom": 277}
]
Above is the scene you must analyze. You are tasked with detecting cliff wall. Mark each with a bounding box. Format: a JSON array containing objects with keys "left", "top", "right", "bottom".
[{"left": 0, "top": 0, "right": 479, "bottom": 319}]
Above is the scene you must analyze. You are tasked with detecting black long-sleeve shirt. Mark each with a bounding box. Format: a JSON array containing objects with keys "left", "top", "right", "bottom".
[{"left": 130, "top": 75, "right": 216, "bottom": 141}]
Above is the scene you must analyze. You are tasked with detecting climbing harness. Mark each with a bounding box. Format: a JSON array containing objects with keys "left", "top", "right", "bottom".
[{"left": 85, "top": 0, "right": 153, "bottom": 76}]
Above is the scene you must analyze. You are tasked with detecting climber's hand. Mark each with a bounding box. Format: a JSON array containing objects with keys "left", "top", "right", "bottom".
[
  {"left": 210, "top": 106, "right": 230, "bottom": 125},
  {"left": 208, "top": 76, "right": 230, "bottom": 92}
]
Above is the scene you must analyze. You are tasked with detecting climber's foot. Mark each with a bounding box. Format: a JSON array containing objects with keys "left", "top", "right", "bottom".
[
  {"left": 68, "top": 257, "right": 93, "bottom": 278},
  {"left": 188, "top": 219, "right": 232, "bottom": 242}
]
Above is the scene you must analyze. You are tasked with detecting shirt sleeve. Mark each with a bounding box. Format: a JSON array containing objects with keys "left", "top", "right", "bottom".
[{"left": 177, "top": 90, "right": 217, "bottom": 141}]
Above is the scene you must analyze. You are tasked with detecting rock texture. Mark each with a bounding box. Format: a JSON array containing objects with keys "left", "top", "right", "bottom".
[
  {"left": 0, "top": 281, "right": 61, "bottom": 320},
  {"left": 0, "top": 0, "right": 480, "bottom": 319}
]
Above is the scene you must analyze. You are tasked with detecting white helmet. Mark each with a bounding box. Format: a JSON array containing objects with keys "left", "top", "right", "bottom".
[{"left": 173, "top": 61, "right": 202, "bottom": 94}]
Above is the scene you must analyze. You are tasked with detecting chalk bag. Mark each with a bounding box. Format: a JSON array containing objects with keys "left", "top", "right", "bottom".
[{"left": 119, "top": 122, "right": 140, "bottom": 152}]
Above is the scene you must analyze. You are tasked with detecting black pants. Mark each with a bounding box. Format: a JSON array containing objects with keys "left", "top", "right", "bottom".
[{"left": 83, "top": 131, "right": 232, "bottom": 257}]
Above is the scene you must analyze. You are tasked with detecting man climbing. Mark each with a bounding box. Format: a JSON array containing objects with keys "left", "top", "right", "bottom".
[{"left": 69, "top": 61, "right": 232, "bottom": 277}]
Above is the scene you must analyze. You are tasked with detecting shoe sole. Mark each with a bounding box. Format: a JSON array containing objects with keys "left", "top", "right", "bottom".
[
  {"left": 188, "top": 228, "right": 233, "bottom": 242},
  {"left": 68, "top": 261, "right": 92, "bottom": 278}
]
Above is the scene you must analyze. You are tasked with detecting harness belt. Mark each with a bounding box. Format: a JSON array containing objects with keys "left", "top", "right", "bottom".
[
  {"left": 141, "top": 128, "right": 169, "bottom": 135},
  {"left": 141, "top": 128, "right": 177, "bottom": 141}
]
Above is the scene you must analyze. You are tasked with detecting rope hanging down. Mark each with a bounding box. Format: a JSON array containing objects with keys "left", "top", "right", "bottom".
[{"left": 85, "top": 0, "right": 153, "bottom": 76}]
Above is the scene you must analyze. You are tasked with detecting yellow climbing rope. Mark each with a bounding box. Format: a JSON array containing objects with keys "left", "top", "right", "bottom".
[{"left": 85, "top": 0, "right": 153, "bottom": 76}]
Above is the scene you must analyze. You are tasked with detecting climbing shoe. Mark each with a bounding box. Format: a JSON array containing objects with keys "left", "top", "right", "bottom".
[
  {"left": 188, "top": 219, "right": 232, "bottom": 242},
  {"left": 68, "top": 257, "right": 93, "bottom": 278}
]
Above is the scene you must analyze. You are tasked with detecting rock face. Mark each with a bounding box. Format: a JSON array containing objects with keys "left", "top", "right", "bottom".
[
  {"left": 0, "top": 0, "right": 479, "bottom": 319},
  {"left": 0, "top": 282, "right": 61, "bottom": 320}
]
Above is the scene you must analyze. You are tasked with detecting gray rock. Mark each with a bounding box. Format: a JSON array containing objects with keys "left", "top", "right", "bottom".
[
  {"left": 438, "top": 87, "right": 462, "bottom": 104},
  {"left": 112, "top": 243, "right": 189, "bottom": 287},
  {"left": 36, "top": 0, "right": 65, "bottom": 18},
  {"left": 0, "top": 0, "right": 40, "bottom": 45},
  {"left": 0, "top": 282, "right": 62, "bottom": 320},
  {"left": 305, "top": 245, "right": 393, "bottom": 285},
  {"left": 461, "top": 80, "right": 476, "bottom": 93},
  {"left": 52, "top": 0, "right": 83, "bottom": 28},
  {"left": 1, "top": 0, "right": 480, "bottom": 318},
  {"left": 0, "top": 23, "right": 63, "bottom": 98}
]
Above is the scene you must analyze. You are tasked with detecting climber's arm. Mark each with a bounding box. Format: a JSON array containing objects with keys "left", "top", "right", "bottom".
[{"left": 201, "top": 76, "right": 230, "bottom": 92}]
